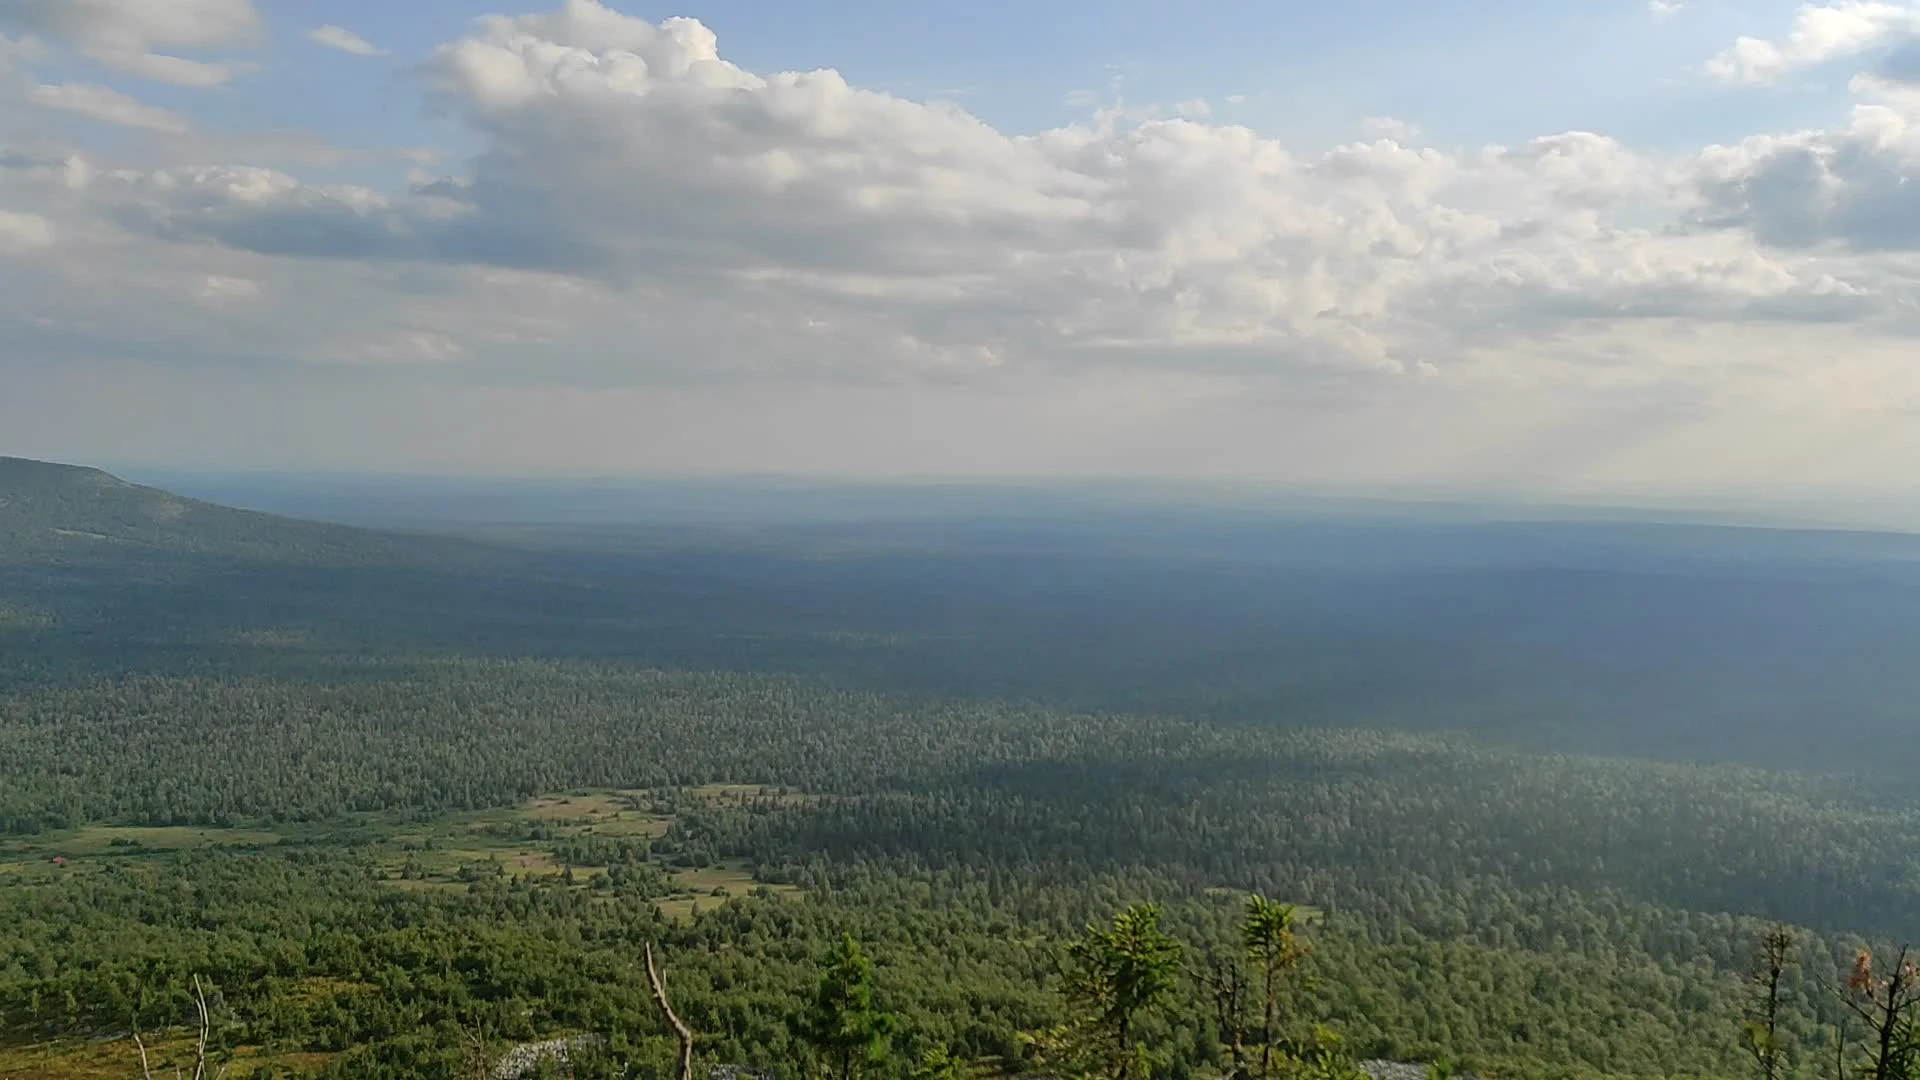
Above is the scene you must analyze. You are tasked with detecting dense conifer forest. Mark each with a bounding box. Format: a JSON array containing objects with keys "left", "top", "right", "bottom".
[{"left": 6, "top": 458, "right": 1920, "bottom": 1078}]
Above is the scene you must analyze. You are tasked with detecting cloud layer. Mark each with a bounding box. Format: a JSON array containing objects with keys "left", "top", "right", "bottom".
[
  {"left": 4, "top": 0, "right": 1920, "bottom": 487},
  {"left": 28, "top": 81, "right": 191, "bottom": 132},
  {"left": 41, "top": 1, "right": 1898, "bottom": 378},
  {"left": 1, "top": 0, "right": 261, "bottom": 86}
]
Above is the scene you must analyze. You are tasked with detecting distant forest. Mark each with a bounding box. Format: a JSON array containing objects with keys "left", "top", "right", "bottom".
[{"left": 5, "top": 457, "right": 1920, "bottom": 1078}]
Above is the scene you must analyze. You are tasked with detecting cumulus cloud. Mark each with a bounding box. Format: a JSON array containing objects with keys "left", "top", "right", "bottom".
[
  {"left": 1707, "top": 1, "right": 1920, "bottom": 85},
  {"left": 1691, "top": 88, "right": 1920, "bottom": 250},
  {"left": 306, "top": 25, "right": 386, "bottom": 58},
  {"left": 1692, "top": 2, "right": 1920, "bottom": 255},
  {"left": 0, "top": 0, "right": 261, "bottom": 86},
  {"left": 50, "top": 0, "right": 1877, "bottom": 385},
  {"left": 10, "top": 0, "right": 1920, "bottom": 490},
  {"left": 29, "top": 82, "right": 192, "bottom": 134}
]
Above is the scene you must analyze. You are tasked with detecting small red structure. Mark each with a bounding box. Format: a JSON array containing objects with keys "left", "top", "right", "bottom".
[{"left": 51, "top": 856, "right": 65, "bottom": 866}]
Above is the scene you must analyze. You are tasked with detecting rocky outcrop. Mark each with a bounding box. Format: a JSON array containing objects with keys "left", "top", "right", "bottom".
[{"left": 493, "top": 1034, "right": 609, "bottom": 1079}]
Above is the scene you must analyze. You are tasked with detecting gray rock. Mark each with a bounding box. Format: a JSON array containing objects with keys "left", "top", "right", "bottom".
[
  {"left": 1360, "top": 1060, "right": 1472, "bottom": 1080},
  {"left": 493, "top": 1034, "right": 609, "bottom": 1080}
]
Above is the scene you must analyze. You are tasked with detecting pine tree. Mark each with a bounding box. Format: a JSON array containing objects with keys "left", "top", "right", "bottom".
[
  {"left": 1055, "top": 903, "right": 1183, "bottom": 1080},
  {"left": 1243, "top": 897, "right": 1309, "bottom": 1080},
  {"left": 799, "top": 935, "right": 896, "bottom": 1080}
]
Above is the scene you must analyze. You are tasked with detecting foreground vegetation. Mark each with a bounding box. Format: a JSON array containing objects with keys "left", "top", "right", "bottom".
[
  {"left": 9, "top": 460, "right": 1920, "bottom": 1077},
  {"left": 0, "top": 661, "right": 1909, "bottom": 1079}
]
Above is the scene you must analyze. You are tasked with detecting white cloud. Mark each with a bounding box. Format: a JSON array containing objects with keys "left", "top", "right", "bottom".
[
  {"left": 95, "top": 51, "right": 249, "bottom": 88},
  {"left": 0, "top": 210, "right": 55, "bottom": 253},
  {"left": 306, "top": 25, "right": 386, "bottom": 58},
  {"left": 0, "top": 0, "right": 261, "bottom": 86},
  {"left": 52, "top": 0, "right": 1868, "bottom": 387},
  {"left": 1707, "top": 1, "right": 1920, "bottom": 85},
  {"left": 9, "top": 0, "right": 1920, "bottom": 487},
  {"left": 1359, "top": 116, "right": 1423, "bottom": 142},
  {"left": 198, "top": 274, "right": 259, "bottom": 303},
  {"left": 0, "top": 32, "right": 46, "bottom": 71},
  {"left": 29, "top": 82, "right": 192, "bottom": 133},
  {"left": 1649, "top": 0, "right": 1688, "bottom": 20},
  {"left": 1690, "top": 87, "right": 1920, "bottom": 250}
]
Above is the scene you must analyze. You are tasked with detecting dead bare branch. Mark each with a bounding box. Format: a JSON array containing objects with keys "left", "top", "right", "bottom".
[
  {"left": 134, "top": 1029, "right": 157, "bottom": 1080},
  {"left": 190, "top": 974, "right": 228, "bottom": 1080},
  {"left": 646, "top": 942, "right": 696, "bottom": 1080},
  {"left": 133, "top": 975, "right": 225, "bottom": 1080}
]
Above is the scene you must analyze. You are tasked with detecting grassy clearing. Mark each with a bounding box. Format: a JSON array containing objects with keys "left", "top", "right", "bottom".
[
  {"left": 0, "top": 1036, "right": 325, "bottom": 1079},
  {"left": 519, "top": 790, "right": 669, "bottom": 836},
  {"left": 360, "top": 788, "right": 661, "bottom": 888},
  {"left": 0, "top": 825, "right": 283, "bottom": 869},
  {"left": 370, "top": 838, "right": 578, "bottom": 888},
  {"left": 0, "top": 785, "right": 806, "bottom": 914},
  {"left": 582, "top": 814, "right": 669, "bottom": 838},
  {"left": 655, "top": 859, "right": 801, "bottom": 921},
  {"left": 524, "top": 791, "right": 645, "bottom": 820},
  {"left": 0, "top": 786, "right": 807, "bottom": 1074},
  {"left": 352, "top": 786, "right": 804, "bottom": 907}
]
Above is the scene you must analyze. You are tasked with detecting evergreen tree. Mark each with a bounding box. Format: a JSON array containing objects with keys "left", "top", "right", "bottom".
[
  {"left": 798, "top": 935, "right": 896, "bottom": 1080},
  {"left": 1243, "top": 896, "right": 1309, "bottom": 1080},
  {"left": 1056, "top": 903, "right": 1183, "bottom": 1080}
]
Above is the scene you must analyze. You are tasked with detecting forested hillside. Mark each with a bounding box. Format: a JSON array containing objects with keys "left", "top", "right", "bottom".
[
  {"left": 3, "top": 461, "right": 1919, "bottom": 1078},
  {"left": 0, "top": 457, "right": 477, "bottom": 568}
]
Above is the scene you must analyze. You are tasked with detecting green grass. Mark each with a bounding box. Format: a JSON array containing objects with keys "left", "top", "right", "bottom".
[
  {"left": 0, "top": 786, "right": 803, "bottom": 920},
  {"left": 0, "top": 1035, "right": 328, "bottom": 1079},
  {"left": 358, "top": 788, "right": 682, "bottom": 889},
  {"left": 656, "top": 859, "right": 801, "bottom": 921},
  {"left": 524, "top": 791, "right": 646, "bottom": 820},
  {"left": 0, "top": 825, "right": 283, "bottom": 865},
  {"left": 0, "top": 784, "right": 806, "bottom": 1074}
]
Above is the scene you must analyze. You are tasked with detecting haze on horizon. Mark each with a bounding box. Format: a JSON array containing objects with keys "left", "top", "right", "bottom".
[{"left": 5, "top": 0, "right": 1920, "bottom": 497}]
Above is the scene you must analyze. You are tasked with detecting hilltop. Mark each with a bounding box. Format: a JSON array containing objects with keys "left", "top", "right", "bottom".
[
  {"left": 0, "top": 458, "right": 534, "bottom": 676},
  {"left": 0, "top": 456, "right": 473, "bottom": 568}
]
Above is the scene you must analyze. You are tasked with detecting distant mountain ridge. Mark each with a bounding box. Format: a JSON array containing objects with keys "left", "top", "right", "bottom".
[{"left": 0, "top": 456, "right": 468, "bottom": 566}]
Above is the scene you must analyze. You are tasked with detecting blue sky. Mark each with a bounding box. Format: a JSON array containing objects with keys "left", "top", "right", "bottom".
[
  {"left": 13, "top": 0, "right": 1862, "bottom": 177},
  {"left": 5, "top": 0, "right": 1920, "bottom": 494}
]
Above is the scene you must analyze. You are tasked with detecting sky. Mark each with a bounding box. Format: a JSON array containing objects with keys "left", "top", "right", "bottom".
[{"left": 4, "top": 0, "right": 1920, "bottom": 495}]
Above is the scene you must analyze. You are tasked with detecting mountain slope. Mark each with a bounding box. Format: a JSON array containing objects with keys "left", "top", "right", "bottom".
[{"left": 0, "top": 456, "right": 464, "bottom": 567}]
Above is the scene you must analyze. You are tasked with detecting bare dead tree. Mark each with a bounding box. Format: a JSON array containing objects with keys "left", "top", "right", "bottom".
[
  {"left": 1200, "top": 951, "right": 1250, "bottom": 1080},
  {"left": 1840, "top": 945, "right": 1920, "bottom": 1080},
  {"left": 646, "top": 942, "right": 697, "bottom": 1080},
  {"left": 1743, "top": 925, "right": 1795, "bottom": 1080},
  {"left": 134, "top": 1029, "right": 156, "bottom": 1080},
  {"left": 134, "top": 975, "right": 226, "bottom": 1080},
  {"left": 458, "top": 1020, "right": 494, "bottom": 1080}
]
